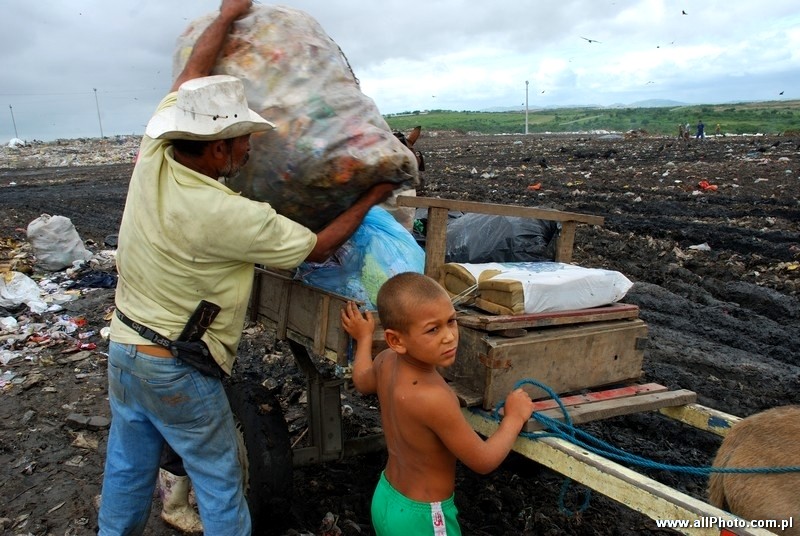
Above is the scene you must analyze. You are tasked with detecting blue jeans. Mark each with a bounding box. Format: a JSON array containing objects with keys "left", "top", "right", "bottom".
[{"left": 98, "top": 342, "right": 250, "bottom": 535}]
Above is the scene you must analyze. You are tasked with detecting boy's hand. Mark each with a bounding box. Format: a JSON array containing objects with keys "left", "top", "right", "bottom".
[
  {"left": 503, "top": 388, "right": 535, "bottom": 425},
  {"left": 341, "top": 301, "right": 374, "bottom": 342}
]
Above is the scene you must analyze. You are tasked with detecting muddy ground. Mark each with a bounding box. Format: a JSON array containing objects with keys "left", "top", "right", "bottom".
[{"left": 0, "top": 131, "right": 798, "bottom": 535}]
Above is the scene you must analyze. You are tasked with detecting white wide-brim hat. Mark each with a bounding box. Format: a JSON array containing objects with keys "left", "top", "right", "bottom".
[{"left": 145, "top": 75, "right": 274, "bottom": 140}]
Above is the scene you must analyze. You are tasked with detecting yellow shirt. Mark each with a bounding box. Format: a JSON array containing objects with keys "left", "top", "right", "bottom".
[{"left": 110, "top": 93, "right": 316, "bottom": 373}]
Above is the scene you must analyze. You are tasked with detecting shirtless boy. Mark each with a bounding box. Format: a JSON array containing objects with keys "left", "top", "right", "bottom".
[{"left": 341, "top": 272, "right": 535, "bottom": 535}]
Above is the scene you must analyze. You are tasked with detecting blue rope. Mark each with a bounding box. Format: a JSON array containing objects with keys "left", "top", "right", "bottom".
[{"left": 495, "top": 378, "right": 800, "bottom": 477}]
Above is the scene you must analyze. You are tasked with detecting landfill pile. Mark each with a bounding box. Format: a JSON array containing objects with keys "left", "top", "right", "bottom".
[
  {"left": 0, "top": 136, "right": 139, "bottom": 169},
  {"left": 0, "top": 131, "right": 799, "bottom": 535}
]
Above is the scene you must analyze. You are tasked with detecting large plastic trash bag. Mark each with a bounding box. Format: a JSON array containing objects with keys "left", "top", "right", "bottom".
[
  {"left": 0, "top": 271, "right": 47, "bottom": 314},
  {"left": 26, "top": 214, "right": 93, "bottom": 271},
  {"left": 413, "top": 210, "right": 560, "bottom": 263},
  {"left": 296, "top": 207, "right": 425, "bottom": 310},
  {"left": 174, "top": 5, "right": 419, "bottom": 231}
]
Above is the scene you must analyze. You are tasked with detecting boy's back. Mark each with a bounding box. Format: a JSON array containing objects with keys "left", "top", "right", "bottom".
[{"left": 373, "top": 348, "right": 461, "bottom": 501}]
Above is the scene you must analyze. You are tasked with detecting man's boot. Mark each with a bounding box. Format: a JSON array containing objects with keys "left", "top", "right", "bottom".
[{"left": 158, "top": 468, "right": 203, "bottom": 533}]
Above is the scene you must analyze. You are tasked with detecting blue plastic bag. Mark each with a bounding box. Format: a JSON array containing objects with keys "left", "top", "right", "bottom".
[{"left": 297, "top": 207, "right": 425, "bottom": 310}]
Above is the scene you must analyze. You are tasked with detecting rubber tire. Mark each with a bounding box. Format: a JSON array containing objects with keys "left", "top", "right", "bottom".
[{"left": 225, "top": 379, "right": 293, "bottom": 533}]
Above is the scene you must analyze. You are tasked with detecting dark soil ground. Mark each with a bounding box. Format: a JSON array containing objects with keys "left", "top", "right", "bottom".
[{"left": 1, "top": 131, "right": 798, "bottom": 535}]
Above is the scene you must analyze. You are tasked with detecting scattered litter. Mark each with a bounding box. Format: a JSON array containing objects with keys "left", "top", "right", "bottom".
[
  {"left": 0, "top": 271, "right": 47, "bottom": 313},
  {"left": 697, "top": 180, "right": 718, "bottom": 191},
  {"left": 66, "top": 413, "right": 111, "bottom": 431},
  {"left": 1, "top": 316, "right": 18, "bottom": 330},
  {"left": 688, "top": 243, "right": 712, "bottom": 251},
  {"left": 46, "top": 501, "right": 66, "bottom": 514},
  {"left": 319, "top": 512, "right": 342, "bottom": 536},
  {"left": 64, "top": 454, "right": 86, "bottom": 467},
  {"left": 71, "top": 432, "right": 99, "bottom": 450}
]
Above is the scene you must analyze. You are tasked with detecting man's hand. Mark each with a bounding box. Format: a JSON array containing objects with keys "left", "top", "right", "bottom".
[
  {"left": 219, "top": 0, "right": 254, "bottom": 21},
  {"left": 361, "top": 182, "right": 398, "bottom": 205},
  {"left": 307, "top": 182, "right": 399, "bottom": 263},
  {"left": 171, "top": 0, "right": 254, "bottom": 91}
]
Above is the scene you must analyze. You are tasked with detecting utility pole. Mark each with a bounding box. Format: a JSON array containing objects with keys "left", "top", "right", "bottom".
[
  {"left": 93, "top": 88, "right": 104, "bottom": 139},
  {"left": 525, "top": 81, "right": 529, "bottom": 135},
  {"left": 9, "top": 105, "right": 19, "bottom": 138}
]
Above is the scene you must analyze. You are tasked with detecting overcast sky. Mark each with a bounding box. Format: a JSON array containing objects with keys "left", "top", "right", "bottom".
[{"left": 2, "top": 0, "right": 798, "bottom": 142}]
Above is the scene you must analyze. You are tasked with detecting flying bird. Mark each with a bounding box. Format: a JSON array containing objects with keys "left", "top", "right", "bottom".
[
  {"left": 580, "top": 36, "right": 601, "bottom": 43},
  {"left": 779, "top": 91, "right": 784, "bottom": 95},
  {"left": 682, "top": 10, "right": 687, "bottom": 15}
]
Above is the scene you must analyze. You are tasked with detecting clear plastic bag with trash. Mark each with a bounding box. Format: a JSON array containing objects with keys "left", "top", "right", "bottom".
[{"left": 174, "top": 5, "right": 419, "bottom": 231}]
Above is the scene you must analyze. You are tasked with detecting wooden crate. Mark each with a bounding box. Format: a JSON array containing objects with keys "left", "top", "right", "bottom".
[{"left": 444, "top": 312, "right": 648, "bottom": 410}]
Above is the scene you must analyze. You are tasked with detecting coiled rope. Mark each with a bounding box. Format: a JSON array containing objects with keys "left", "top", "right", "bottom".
[{"left": 492, "top": 378, "right": 800, "bottom": 514}]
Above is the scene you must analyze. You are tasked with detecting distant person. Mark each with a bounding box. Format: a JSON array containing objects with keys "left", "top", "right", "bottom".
[
  {"left": 341, "top": 272, "right": 535, "bottom": 535},
  {"left": 678, "top": 123, "right": 685, "bottom": 139},
  {"left": 684, "top": 122, "right": 691, "bottom": 141},
  {"left": 715, "top": 123, "right": 722, "bottom": 137},
  {"left": 696, "top": 120, "right": 705, "bottom": 139}
]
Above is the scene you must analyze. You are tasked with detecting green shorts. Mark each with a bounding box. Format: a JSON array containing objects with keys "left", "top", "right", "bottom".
[{"left": 371, "top": 471, "right": 462, "bottom": 536}]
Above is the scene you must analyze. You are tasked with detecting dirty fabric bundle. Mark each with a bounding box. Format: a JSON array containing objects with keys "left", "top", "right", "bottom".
[
  {"left": 442, "top": 261, "right": 633, "bottom": 315},
  {"left": 174, "top": 5, "right": 419, "bottom": 231}
]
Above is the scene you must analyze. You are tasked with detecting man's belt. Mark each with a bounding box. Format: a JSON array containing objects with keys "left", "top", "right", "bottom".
[{"left": 115, "top": 302, "right": 226, "bottom": 379}]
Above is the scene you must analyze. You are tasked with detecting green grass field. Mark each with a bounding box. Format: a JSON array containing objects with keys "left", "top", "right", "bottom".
[{"left": 385, "top": 100, "right": 800, "bottom": 136}]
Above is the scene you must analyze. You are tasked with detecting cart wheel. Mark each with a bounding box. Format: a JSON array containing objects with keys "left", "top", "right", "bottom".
[{"left": 225, "top": 379, "right": 293, "bottom": 532}]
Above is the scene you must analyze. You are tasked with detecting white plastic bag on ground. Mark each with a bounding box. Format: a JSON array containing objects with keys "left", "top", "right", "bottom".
[
  {"left": 0, "top": 272, "right": 48, "bottom": 314},
  {"left": 26, "top": 214, "right": 93, "bottom": 271},
  {"left": 174, "top": 5, "right": 419, "bottom": 231}
]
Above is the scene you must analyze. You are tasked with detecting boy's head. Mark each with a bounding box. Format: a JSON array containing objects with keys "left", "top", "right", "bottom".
[{"left": 377, "top": 272, "right": 450, "bottom": 333}]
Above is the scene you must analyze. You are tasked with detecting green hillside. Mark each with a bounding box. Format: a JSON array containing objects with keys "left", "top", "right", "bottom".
[{"left": 385, "top": 100, "right": 800, "bottom": 136}]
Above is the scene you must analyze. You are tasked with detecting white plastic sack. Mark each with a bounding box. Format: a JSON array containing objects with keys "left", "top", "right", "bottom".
[
  {"left": 456, "top": 262, "right": 633, "bottom": 314},
  {"left": 26, "top": 214, "right": 93, "bottom": 271},
  {"left": 0, "top": 272, "right": 48, "bottom": 314},
  {"left": 174, "top": 5, "right": 419, "bottom": 231}
]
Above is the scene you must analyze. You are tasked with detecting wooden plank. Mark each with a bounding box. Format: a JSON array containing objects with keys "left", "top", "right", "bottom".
[
  {"left": 659, "top": 404, "right": 742, "bottom": 438},
  {"left": 521, "top": 390, "right": 697, "bottom": 432},
  {"left": 276, "top": 278, "right": 291, "bottom": 339},
  {"left": 449, "top": 382, "right": 484, "bottom": 407},
  {"left": 475, "top": 319, "right": 648, "bottom": 409},
  {"left": 464, "top": 410, "right": 778, "bottom": 536},
  {"left": 424, "top": 206, "right": 449, "bottom": 282},
  {"left": 396, "top": 196, "right": 605, "bottom": 226},
  {"left": 313, "top": 294, "right": 330, "bottom": 356},
  {"left": 457, "top": 303, "right": 641, "bottom": 331},
  {"left": 555, "top": 220, "right": 577, "bottom": 263},
  {"left": 529, "top": 383, "right": 668, "bottom": 412}
]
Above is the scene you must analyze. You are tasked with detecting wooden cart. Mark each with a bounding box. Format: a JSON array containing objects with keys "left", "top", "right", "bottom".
[{"left": 233, "top": 196, "right": 776, "bottom": 535}]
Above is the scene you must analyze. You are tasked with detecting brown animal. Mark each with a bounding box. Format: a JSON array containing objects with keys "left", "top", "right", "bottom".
[
  {"left": 708, "top": 405, "right": 800, "bottom": 534},
  {"left": 393, "top": 125, "right": 425, "bottom": 174}
]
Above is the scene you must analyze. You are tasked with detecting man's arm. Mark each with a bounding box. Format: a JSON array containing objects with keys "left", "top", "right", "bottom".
[
  {"left": 171, "top": 0, "right": 253, "bottom": 92},
  {"left": 306, "top": 182, "right": 396, "bottom": 263}
]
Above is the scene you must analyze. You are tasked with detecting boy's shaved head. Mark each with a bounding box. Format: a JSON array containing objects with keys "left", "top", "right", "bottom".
[{"left": 377, "top": 272, "right": 450, "bottom": 332}]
